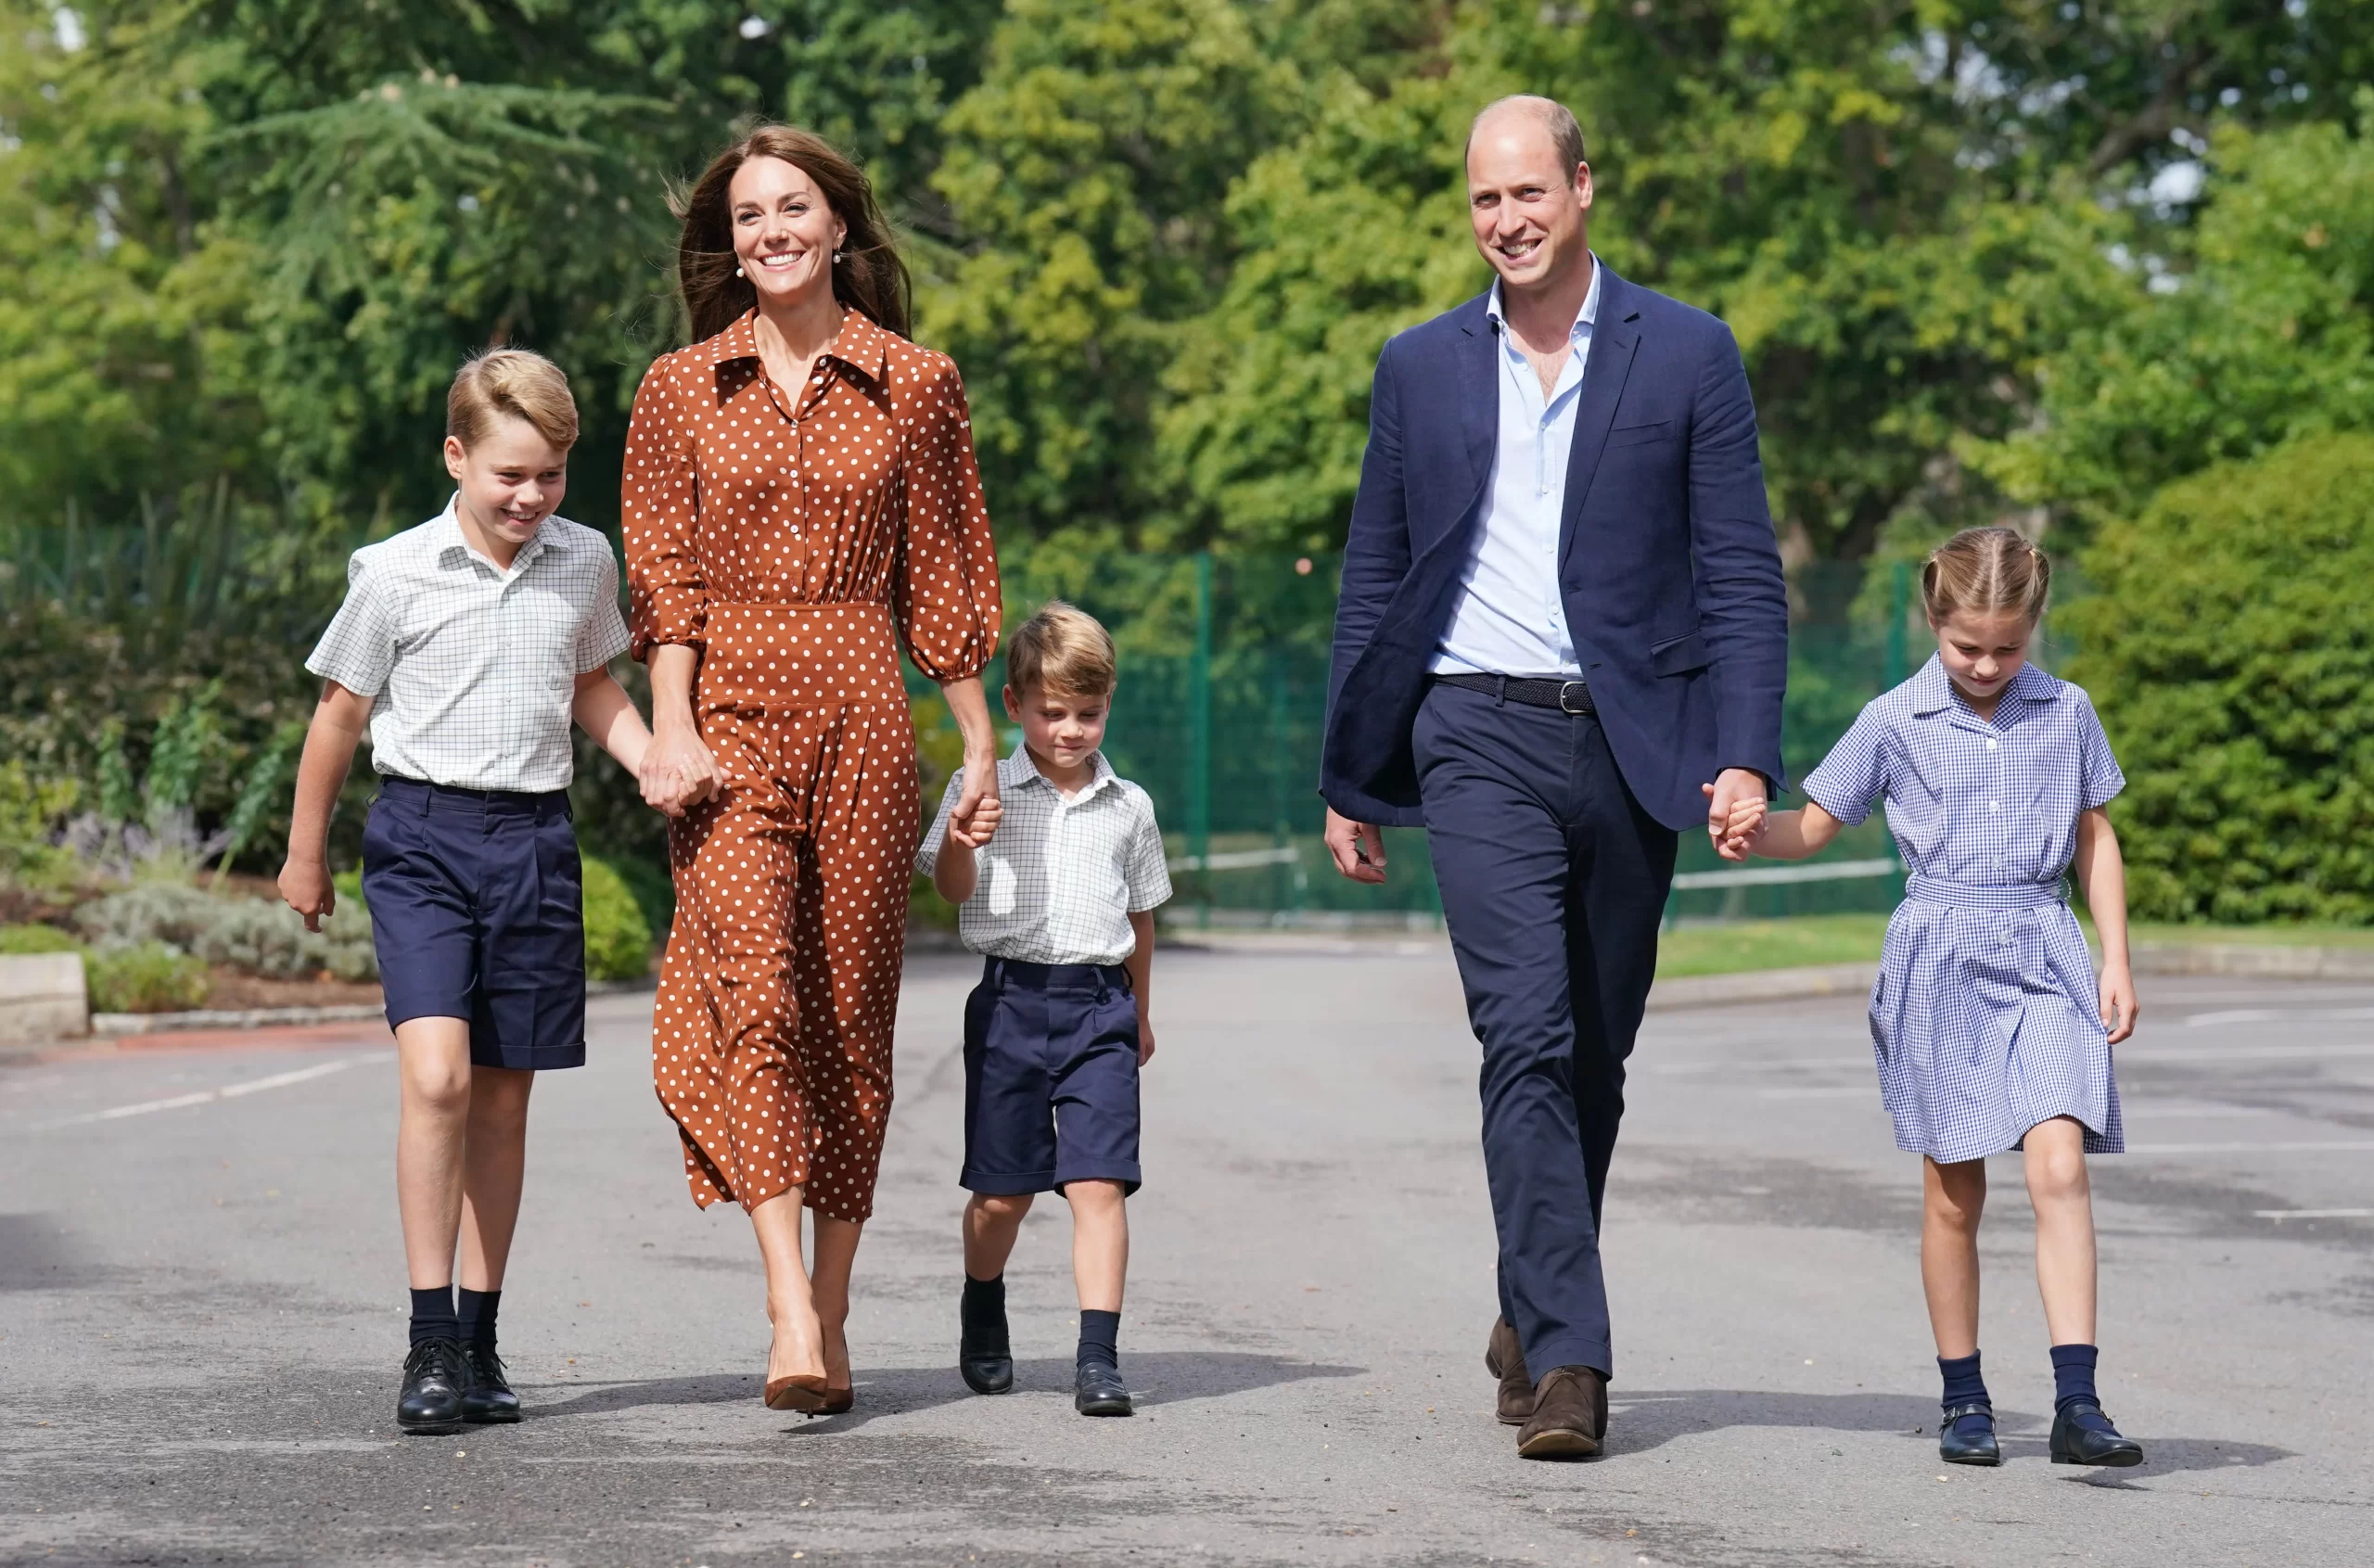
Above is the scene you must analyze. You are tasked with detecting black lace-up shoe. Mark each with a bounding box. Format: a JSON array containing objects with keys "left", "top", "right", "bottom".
[
  {"left": 1074, "top": 1361, "right": 1132, "bottom": 1416},
  {"left": 398, "top": 1337, "right": 468, "bottom": 1434},
  {"left": 460, "top": 1342, "right": 521, "bottom": 1423},
  {"left": 1937, "top": 1402, "right": 2000, "bottom": 1465},
  {"left": 2050, "top": 1400, "right": 2143, "bottom": 1466}
]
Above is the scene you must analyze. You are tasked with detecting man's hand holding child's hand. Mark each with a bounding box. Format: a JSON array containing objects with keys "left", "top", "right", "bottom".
[{"left": 1701, "top": 784, "right": 1767, "bottom": 862}]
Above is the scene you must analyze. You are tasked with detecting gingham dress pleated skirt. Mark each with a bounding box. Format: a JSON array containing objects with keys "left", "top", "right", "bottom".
[{"left": 1869, "top": 878, "right": 2122, "bottom": 1164}]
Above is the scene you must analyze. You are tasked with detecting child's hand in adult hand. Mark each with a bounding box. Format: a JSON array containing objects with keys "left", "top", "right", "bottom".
[
  {"left": 949, "top": 786, "right": 1002, "bottom": 848},
  {"left": 641, "top": 730, "right": 720, "bottom": 818},
  {"left": 2099, "top": 962, "right": 2138, "bottom": 1045},
  {"left": 278, "top": 859, "right": 335, "bottom": 933},
  {"left": 1703, "top": 783, "right": 1766, "bottom": 861}
]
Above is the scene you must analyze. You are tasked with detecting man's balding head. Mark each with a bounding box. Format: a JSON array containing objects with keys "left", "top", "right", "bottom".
[{"left": 1467, "top": 96, "right": 1588, "bottom": 186}]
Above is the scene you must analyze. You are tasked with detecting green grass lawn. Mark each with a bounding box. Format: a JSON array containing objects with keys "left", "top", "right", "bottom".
[
  {"left": 1653, "top": 912, "right": 2373, "bottom": 979},
  {"left": 1654, "top": 914, "right": 1891, "bottom": 978}
]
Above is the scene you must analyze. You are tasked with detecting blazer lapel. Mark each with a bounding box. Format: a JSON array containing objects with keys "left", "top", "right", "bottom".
[{"left": 1558, "top": 267, "right": 1642, "bottom": 573}]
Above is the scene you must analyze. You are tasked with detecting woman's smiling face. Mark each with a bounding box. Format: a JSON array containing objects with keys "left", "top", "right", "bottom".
[{"left": 728, "top": 155, "right": 845, "bottom": 306}]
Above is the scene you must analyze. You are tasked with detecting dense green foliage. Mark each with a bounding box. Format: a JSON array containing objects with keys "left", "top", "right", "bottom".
[
  {"left": 581, "top": 856, "right": 655, "bottom": 981},
  {"left": 5, "top": 0, "right": 2372, "bottom": 924},
  {"left": 2062, "top": 433, "right": 2374, "bottom": 924}
]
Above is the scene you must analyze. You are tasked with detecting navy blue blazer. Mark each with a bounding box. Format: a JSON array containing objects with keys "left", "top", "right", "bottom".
[{"left": 1321, "top": 265, "right": 1790, "bottom": 833}]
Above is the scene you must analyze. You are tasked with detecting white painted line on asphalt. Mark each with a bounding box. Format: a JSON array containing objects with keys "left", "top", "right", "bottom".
[
  {"left": 2124, "top": 1140, "right": 2374, "bottom": 1155},
  {"left": 2185, "top": 1006, "right": 2374, "bottom": 1027},
  {"left": 2253, "top": 1208, "right": 2374, "bottom": 1220},
  {"left": 1658, "top": 1041, "right": 2374, "bottom": 1077},
  {"left": 38, "top": 1057, "right": 374, "bottom": 1129}
]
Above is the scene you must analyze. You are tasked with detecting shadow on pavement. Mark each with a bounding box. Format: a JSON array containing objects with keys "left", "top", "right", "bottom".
[
  {"left": 1608, "top": 1389, "right": 2294, "bottom": 1478},
  {"left": 528, "top": 1351, "right": 1364, "bottom": 1431}
]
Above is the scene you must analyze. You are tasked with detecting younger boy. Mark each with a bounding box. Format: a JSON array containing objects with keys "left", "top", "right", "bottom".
[
  {"left": 278, "top": 349, "right": 657, "bottom": 1434},
  {"left": 919, "top": 602, "right": 1171, "bottom": 1416}
]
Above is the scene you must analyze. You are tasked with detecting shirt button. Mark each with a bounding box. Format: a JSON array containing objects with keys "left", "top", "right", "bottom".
[
  {"left": 1985, "top": 738, "right": 1997, "bottom": 750},
  {"left": 1989, "top": 801, "right": 2000, "bottom": 812}
]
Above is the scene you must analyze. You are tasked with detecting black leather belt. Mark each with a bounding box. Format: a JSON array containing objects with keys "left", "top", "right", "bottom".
[{"left": 1433, "top": 673, "right": 1596, "bottom": 714}]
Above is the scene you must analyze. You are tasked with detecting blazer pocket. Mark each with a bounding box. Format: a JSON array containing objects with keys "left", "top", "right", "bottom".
[
  {"left": 1651, "top": 631, "right": 1711, "bottom": 676},
  {"left": 1606, "top": 419, "right": 1674, "bottom": 449}
]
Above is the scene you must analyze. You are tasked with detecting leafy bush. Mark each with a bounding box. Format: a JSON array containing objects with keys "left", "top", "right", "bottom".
[
  {"left": 0, "top": 922, "right": 82, "bottom": 954},
  {"left": 0, "top": 762, "right": 80, "bottom": 893},
  {"left": 76, "top": 882, "right": 378, "bottom": 981},
  {"left": 581, "top": 857, "right": 653, "bottom": 982},
  {"left": 2063, "top": 432, "right": 2374, "bottom": 924},
  {"left": 87, "top": 941, "right": 211, "bottom": 1013}
]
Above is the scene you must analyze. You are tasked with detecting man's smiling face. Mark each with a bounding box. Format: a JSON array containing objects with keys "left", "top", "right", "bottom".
[{"left": 1466, "top": 107, "right": 1592, "bottom": 297}]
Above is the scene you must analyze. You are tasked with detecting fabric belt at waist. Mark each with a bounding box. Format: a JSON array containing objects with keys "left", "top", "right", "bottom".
[
  {"left": 1432, "top": 672, "right": 1595, "bottom": 714},
  {"left": 982, "top": 957, "right": 1132, "bottom": 994},
  {"left": 1903, "top": 874, "right": 2065, "bottom": 910},
  {"left": 700, "top": 601, "right": 906, "bottom": 708},
  {"left": 377, "top": 774, "right": 571, "bottom": 821}
]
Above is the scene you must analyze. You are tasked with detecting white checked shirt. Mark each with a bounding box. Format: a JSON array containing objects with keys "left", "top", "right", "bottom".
[
  {"left": 916, "top": 749, "right": 1173, "bottom": 965},
  {"left": 306, "top": 499, "right": 632, "bottom": 793}
]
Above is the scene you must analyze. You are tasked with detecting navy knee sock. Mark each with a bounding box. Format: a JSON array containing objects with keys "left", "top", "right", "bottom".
[
  {"left": 1937, "top": 1351, "right": 1991, "bottom": 1434},
  {"left": 1077, "top": 1309, "right": 1120, "bottom": 1371},
  {"left": 962, "top": 1274, "right": 1008, "bottom": 1346},
  {"left": 2050, "top": 1343, "right": 2114, "bottom": 1429},
  {"left": 456, "top": 1287, "right": 501, "bottom": 1350},
  {"left": 409, "top": 1285, "right": 459, "bottom": 1346}
]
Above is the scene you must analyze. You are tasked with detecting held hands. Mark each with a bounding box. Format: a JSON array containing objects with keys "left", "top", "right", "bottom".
[
  {"left": 1702, "top": 769, "right": 1769, "bottom": 861},
  {"left": 946, "top": 751, "right": 1002, "bottom": 848},
  {"left": 639, "top": 727, "right": 722, "bottom": 819},
  {"left": 2098, "top": 962, "right": 2138, "bottom": 1045}
]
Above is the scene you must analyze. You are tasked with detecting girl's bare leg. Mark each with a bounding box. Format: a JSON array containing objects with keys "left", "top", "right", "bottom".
[
  {"left": 1921, "top": 1156, "right": 1986, "bottom": 1358},
  {"left": 810, "top": 1215, "right": 865, "bottom": 1395},
  {"left": 394, "top": 1019, "right": 476, "bottom": 1291},
  {"left": 750, "top": 1190, "right": 826, "bottom": 1384},
  {"left": 456, "top": 1066, "right": 535, "bottom": 1292},
  {"left": 2023, "top": 1115, "right": 2099, "bottom": 1345}
]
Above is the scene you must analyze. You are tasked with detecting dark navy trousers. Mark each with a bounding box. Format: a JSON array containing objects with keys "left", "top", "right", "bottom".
[{"left": 1412, "top": 681, "right": 1678, "bottom": 1381}]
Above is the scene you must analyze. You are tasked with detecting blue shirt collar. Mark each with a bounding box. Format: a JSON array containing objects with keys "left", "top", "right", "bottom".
[
  {"left": 1908, "top": 653, "right": 2059, "bottom": 719},
  {"left": 1485, "top": 251, "right": 1602, "bottom": 344}
]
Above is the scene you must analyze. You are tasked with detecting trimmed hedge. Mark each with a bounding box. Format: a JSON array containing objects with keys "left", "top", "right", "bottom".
[
  {"left": 2063, "top": 432, "right": 2374, "bottom": 924},
  {"left": 582, "top": 857, "right": 654, "bottom": 982}
]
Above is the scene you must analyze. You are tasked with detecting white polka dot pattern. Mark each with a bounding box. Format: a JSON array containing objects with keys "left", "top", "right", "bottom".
[{"left": 620, "top": 307, "right": 1001, "bottom": 1221}]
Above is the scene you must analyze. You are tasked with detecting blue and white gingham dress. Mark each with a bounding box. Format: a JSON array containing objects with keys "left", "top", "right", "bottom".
[{"left": 1801, "top": 657, "right": 2125, "bottom": 1163}]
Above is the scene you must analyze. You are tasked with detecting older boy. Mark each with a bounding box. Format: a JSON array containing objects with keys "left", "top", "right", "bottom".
[
  {"left": 278, "top": 349, "right": 657, "bottom": 1434},
  {"left": 919, "top": 602, "right": 1171, "bottom": 1416}
]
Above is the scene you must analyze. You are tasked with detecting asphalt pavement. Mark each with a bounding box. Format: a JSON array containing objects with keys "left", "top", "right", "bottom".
[{"left": 2, "top": 943, "right": 2368, "bottom": 1566}]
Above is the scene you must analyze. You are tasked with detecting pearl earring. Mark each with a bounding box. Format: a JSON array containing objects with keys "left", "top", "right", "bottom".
[
  {"left": 833, "top": 250, "right": 844, "bottom": 264},
  {"left": 734, "top": 263, "right": 745, "bottom": 277}
]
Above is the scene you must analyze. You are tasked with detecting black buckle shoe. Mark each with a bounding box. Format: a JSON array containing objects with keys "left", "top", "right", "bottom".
[
  {"left": 1937, "top": 1401, "right": 2000, "bottom": 1466},
  {"left": 460, "top": 1342, "right": 521, "bottom": 1423},
  {"left": 960, "top": 1308, "right": 1014, "bottom": 1396},
  {"left": 2050, "top": 1399, "right": 2143, "bottom": 1467},
  {"left": 1074, "top": 1361, "right": 1132, "bottom": 1417},
  {"left": 398, "top": 1337, "right": 468, "bottom": 1434}
]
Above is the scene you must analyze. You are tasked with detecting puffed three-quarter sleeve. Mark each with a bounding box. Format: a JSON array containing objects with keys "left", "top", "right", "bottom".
[
  {"left": 894, "top": 355, "right": 1001, "bottom": 682},
  {"left": 620, "top": 355, "right": 706, "bottom": 661}
]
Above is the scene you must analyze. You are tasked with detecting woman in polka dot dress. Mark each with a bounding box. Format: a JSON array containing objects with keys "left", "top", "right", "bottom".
[{"left": 622, "top": 126, "right": 1002, "bottom": 1413}]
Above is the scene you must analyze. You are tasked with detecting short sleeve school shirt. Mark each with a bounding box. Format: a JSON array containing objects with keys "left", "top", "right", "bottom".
[
  {"left": 1800, "top": 656, "right": 2125, "bottom": 890},
  {"left": 306, "top": 500, "right": 632, "bottom": 793},
  {"left": 917, "top": 749, "right": 1173, "bottom": 966}
]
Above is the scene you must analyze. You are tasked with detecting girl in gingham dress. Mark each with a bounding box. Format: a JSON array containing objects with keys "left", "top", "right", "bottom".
[{"left": 1720, "top": 528, "right": 2146, "bottom": 1470}]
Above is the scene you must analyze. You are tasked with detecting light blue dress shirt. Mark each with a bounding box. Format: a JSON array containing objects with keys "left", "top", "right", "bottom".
[{"left": 1431, "top": 259, "right": 1603, "bottom": 677}]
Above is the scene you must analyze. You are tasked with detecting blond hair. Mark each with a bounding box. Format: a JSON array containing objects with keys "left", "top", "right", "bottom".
[
  {"left": 1921, "top": 526, "right": 2051, "bottom": 624},
  {"left": 1004, "top": 601, "right": 1116, "bottom": 700},
  {"left": 447, "top": 349, "right": 579, "bottom": 452}
]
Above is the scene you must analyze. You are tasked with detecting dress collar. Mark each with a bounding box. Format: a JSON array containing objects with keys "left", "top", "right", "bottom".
[
  {"left": 1908, "top": 654, "right": 2059, "bottom": 719},
  {"left": 696, "top": 305, "right": 893, "bottom": 388}
]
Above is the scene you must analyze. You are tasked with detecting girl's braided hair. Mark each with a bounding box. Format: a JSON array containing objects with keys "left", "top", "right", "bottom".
[{"left": 1920, "top": 526, "right": 2050, "bottom": 624}]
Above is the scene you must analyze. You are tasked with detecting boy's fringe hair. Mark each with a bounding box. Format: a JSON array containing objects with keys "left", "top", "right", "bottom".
[
  {"left": 1004, "top": 601, "right": 1117, "bottom": 700},
  {"left": 1921, "top": 526, "right": 2050, "bottom": 624},
  {"left": 447, "top": 349, "right": 579, "bottom": 453}
]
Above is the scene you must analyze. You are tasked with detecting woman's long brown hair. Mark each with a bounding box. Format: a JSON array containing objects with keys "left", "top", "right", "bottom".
[{"left": 671, "top": 124, "right": 912, "bottom": 344}]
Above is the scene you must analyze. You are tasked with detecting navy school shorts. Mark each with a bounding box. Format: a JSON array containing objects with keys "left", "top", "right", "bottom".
[
  {"left": 961, "top": 957, "right": 1142, "bottom": 1196},
  {"left": 361, "top": 775, "right": 587, "bottom": 1072}
]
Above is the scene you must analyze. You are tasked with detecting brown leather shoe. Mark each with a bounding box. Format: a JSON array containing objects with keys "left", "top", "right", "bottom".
[
  {"left": 1484, "top": 1318, "right": 1534, "bottom": 1425},
  {"left": 1515, "top": 1366, "right": 1607, "bottom": 1460}
]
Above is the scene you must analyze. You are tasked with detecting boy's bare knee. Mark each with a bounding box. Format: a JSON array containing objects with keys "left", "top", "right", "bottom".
[
  {"left": 470, "top": 1067, "right": 535, "bottom": 1125},
  {"left": 970, "top": 1192, "right": 1033, "bottom": 1224},
  {"left": 403, "top": 1063, "right": 472, "bottom": 1115},
  {"left": 1063, "top": 1179, "right": 1127, "bottom": 1213}
]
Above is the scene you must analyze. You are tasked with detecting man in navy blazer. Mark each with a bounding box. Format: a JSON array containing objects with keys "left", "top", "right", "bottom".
[{"left": 1321, "top": 96, "right": 1788, "bottom": 1459}]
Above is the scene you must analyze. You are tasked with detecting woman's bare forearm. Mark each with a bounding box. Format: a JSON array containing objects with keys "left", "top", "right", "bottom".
[
  {"left": 939, "top": 675, "right": 997, "bottom": 761},
  {"left": 646, "top": 644, "right": 701, "bottom": 735}
]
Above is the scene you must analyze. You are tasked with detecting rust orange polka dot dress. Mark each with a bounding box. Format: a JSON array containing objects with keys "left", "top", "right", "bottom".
[{"left": 621, "top": 306, "right": 999, "bottom": 1222}]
